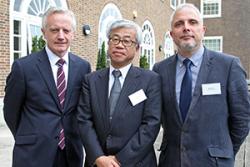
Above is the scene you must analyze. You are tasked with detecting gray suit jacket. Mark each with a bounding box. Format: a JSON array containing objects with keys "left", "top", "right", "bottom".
[
  {"left": 77, "top": 66, "right": 161, "bottom": 167},
  {"left": 153, "top": 48, "right": 250, "bottom": 167},
  {"left": 4, "top": 49, "right": 91, "bottom": 167}
]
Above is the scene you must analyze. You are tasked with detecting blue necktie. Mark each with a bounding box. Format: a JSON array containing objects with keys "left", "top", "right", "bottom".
[
  {"left": 109, "top": 70, "right": 122, "bottom": 119},
  {"left": 179, "top": 59, "right": 192, "bottom": 121}
]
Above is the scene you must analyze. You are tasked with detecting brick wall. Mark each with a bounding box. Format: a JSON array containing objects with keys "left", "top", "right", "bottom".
[
  {"left": 187, "top": 0, "right": 250, "bottom": 77},
  {"left": 0, "top": 0, "right": 173, "bottom": 96},
  {"left": 0, "top": 0, "right": 10, "bottom": 97},
  {"left": 68, "top": 0, "right": 173, "bottom": 69}
]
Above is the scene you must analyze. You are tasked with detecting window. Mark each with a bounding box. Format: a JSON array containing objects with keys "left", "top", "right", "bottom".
[
  {"left": 98, "top": 3, "right": 122, "bottom": 65},
  {"left": 164, "top": 32, "right": 175, "bottom": 59},
  {"left": 13, "top": 20, "right": 22, "bottom": 60},
  {"left": 141, "top": 20, "right": 155, "bottom": 69},
  {"left": 10, "top": 0, "right": 67, "bottom": 64},
  {"left": 170, "top": 0, "right": 186, "bottom": 9},
  {"left": 98, "top": 3, "right": 122, "bottom": 49},
  {"left": 203, "top": 36, "right": 223, "bottom": 52},
  {"left": 201, "top": 0, "right": 221, "bottom": 18}
]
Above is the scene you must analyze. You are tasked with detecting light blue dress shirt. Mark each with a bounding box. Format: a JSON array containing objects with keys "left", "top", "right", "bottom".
[{"left": 176, "top": 46, "right": 204, "bottom": 104}]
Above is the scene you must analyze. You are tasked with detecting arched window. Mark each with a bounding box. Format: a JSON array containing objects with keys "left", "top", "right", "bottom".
[
  {"left": 141, "top": 20, "right": 155, "bottom": 69},
  {"left": 9, "top": 0, "right": 67, "bottom": 64},
  {"left": 98, "top": 3, "right": 122, "bottom": 50},
  {"left": 164, "top": 32, "right": 174, "bottom": 58}
]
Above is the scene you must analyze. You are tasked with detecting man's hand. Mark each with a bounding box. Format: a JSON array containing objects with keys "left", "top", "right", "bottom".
[{"left": 95, "top": 156, "right": 120, "bottom": 167}]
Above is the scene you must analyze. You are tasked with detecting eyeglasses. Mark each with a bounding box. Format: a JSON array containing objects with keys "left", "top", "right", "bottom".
[{"left": 109, "top": 36, "right": 137, "bottom": 47}]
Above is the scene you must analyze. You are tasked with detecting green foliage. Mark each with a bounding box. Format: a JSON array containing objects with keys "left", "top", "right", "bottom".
[
  {"left": 96, "top": 42, "right": 107, "bottom": 70},
  {"left": 32, "top": 35, "right": 45, "bottom": 53},
  {"left": 139, "top": 55, "right": 149, "bottom": 69}
]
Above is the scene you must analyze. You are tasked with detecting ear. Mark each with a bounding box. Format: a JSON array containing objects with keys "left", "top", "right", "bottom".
[
  {"left": 170, "top": 31, "right": 173, "bottom": 38},
  {"left": 202, "top": 25, "right": 206, "bottom": 34},
  {"left": 136, "top": 44, "right": 140, "bottom": 51}
]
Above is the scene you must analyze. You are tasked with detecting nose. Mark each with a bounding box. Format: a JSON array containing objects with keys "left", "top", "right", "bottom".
[
  {"left": 183, "top": 22, "right": 191, "bottom": 32},
  {"left": 57, "top": 29, "right": 65, "bottom": 39},
  {"left": 116, "top": 40, "right": 125, "bottom": 48}
]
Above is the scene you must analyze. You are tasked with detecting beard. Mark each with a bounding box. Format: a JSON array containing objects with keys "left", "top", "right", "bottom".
[{"left": 179, "top": 41, "right": 198, "bottom": 52}]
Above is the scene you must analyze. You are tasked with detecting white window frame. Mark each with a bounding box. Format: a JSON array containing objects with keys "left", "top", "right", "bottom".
[
  {"left": 141, "top": 20, "right": 155, "bottom": 69},
  {"left": 201, "top": 0, "right": 221, "bottom": 18},
  {"left": 98, "top": 3, "right": 122, "bottom": 50},
  {"left": 164, "top": 31, "right": 175, "bottom": 59},
  {"left": 9, "top": 0, "right": 67, "bottom": 66},
  {"left": 203, "top": 36, "right": 223, "bottom": 52},
  {"left": 170, "top": 0, "right": 186, "bottom": 10}
]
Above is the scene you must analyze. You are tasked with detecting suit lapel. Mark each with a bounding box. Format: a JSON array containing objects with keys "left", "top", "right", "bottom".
[
  {"left": 63, "top": 53, "right": 78, "bottom": 113},
  {"left": 110, "top": 66, "right": 141, "bottom": 124},
  {"left": 167, "top": 56, "right": 184, "bottom": 124},
  {"left": 95, "top": 68, "right": 110, "bottom": 125},
  {"left": 36, "top": 49, "right": 61, "bottom": 111}
]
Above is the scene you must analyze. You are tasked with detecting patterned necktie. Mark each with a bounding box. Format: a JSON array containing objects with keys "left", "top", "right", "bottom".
[
  {"left": 179, "top": 59, "right": 192, "bottom": 122},
  {"left": 56, "top": 59, "right": 66, "bottom": 150},
  {"left": 109, "top": 70, "right": 122, "bottom": 119},
  {"left": 56, "top": 59, "right": 66, "bottom": 109}
]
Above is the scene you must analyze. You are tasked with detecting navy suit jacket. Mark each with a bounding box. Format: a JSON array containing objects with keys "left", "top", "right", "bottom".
[
  {"left": 77, "top": 66, "right": 161, "bottom": 167},
  {"left": 153, "top": 48, "right": 250, "bottom": 167},
  {"left": 4, "top": 49, "right": 91, "bottom": 167}
]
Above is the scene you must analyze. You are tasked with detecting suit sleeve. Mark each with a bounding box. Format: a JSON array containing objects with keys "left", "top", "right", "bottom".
[
  {"left": 227, "top": 57, "right": 250, "bottom": 154},
  {"left": 77, "top": 75, "right": 105, "bottom": 165},
  {"left": 115, "top": 73, "right": 162, "bottom": 165},
  {"left": 3, "top": 61, "right": 26, "bottom": 136}
]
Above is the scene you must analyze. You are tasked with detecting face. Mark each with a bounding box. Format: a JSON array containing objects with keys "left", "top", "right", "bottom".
[
  {"left": 108, "top": 27, "right": 139, "bottom": 69},
  {"left": 170, "top": 7, "right": 206, "bottom": 57},
  {"left": 42, "top": 13, "right": 74, "bottom": 57}
]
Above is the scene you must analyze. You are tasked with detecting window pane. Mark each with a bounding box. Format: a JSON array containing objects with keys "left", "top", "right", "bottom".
[
  {"left": 203, "top": 0, "right": 219, "bottom": 16},
  {"left": 14, "top": 36, "right": 21, "bottom": 51},
  {"left": 14, "top": 52, "right": 20, "bottom": 60},
  {"left": 203, "top": 38, "right": 221, "bottom": 52},
  {"left": 54, "top": 0, "right": 62, "bottom": 7},
  {"left": 14, "top": 0, "right": 21, "bottom": 11},
  {"left": 14, "top": 20, "right": 21, "bottom": 35}
]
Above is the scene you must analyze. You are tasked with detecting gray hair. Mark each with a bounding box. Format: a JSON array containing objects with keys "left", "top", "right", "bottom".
[
  {"left": 106, "top": 19, "right": 142, "bottom": 45},
  {"left": 42, "top": 7, "right": 76, "bottom": 31},
  {"left": 170, "top": 3, "right": 203, "bottom": 29}
]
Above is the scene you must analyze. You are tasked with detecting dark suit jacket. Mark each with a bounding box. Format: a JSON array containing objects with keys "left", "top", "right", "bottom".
[
  {"left": 4, "top": 49, "right": 91, "bottom": 167},
  {"left": 153, "top": 48, "right": 250, "bottom": 167},
  {"left": 77, "top": 66, "right": 161, "bottom": 167}
]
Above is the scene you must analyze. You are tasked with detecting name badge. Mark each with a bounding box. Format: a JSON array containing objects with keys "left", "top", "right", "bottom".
[
  {"left": 129, "top": 89, "right": 147, "bottom": 106},
  {"left": 202, "top": 83, "right": 221, "bottom": 95}
]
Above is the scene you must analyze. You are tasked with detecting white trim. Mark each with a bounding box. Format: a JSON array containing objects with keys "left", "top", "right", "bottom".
[
  {"left": 164, "top": 31, "right": 174, "bottom": 59},
  {"left": 203, "top": 36, "right": 223, "bottom": 52},
  {"left": 98, "top": 3, "right": 122, "bottom": 49},
  {"left": 170, "top": 0, "right": 186, "bottom": 10},
  {"left": 9, "top": 0, "right": 68, "bottom": 66},
  {"left": 141, "top": 20, "right": 155, "bottom": 69},
  {"left": 201, "top": 0, "right": 221, "bottom": 18},
  {"left": 170, "top": 0, "right": 177, "bottom": 10}
]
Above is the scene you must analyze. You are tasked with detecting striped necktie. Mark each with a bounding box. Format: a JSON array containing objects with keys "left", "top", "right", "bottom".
[{"left": 56, "top": 59, "right": 66, "bottom": 150}]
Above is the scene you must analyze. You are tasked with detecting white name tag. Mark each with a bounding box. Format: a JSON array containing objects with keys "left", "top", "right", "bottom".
[
  {"left": 202, "top": 83, "right": 221, "bottom": 95},
  {"left": 129, "top": 89, "right": 147, "bottom": 106}
]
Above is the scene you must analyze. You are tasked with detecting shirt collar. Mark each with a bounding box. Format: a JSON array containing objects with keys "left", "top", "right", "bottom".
[
  {"left": 177, "top": 46, "right": 204, "bottom": 67},
  {"left": 109, "top": 63, "right": 132, "bottom": 79},
  {"left": 45, "top": 46, "right": 69, "bottom": 66}
]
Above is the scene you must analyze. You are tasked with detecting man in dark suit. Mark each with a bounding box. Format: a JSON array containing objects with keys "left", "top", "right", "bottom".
[
  {"left": 77, "top": 19, "right": 161, "bottom": 167},
  {"left": 4, "top": 7, "right": 91, "bottom": 167},
  {"left": 153, "top": 3, "right": 250, "bottom": 167}
]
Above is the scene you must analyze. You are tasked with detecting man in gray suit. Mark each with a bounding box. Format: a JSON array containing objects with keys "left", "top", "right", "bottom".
[
  {"left": 153, "top": 3, "right": 250, "bottom": 167},
  {"left": 4, "top": 7, "right": 91, "bottom": 167},
  {"left": 77, "top": 19, "right": 161, "bottom": 167}
]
